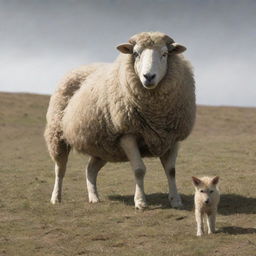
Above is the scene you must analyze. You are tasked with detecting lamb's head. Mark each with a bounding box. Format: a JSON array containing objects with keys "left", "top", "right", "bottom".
[
  {"left": 192, "top": 176, "right": 220, "bottom": 206},
  {"left": 117, "top": 32, "right": 186, "bottom": 89}
]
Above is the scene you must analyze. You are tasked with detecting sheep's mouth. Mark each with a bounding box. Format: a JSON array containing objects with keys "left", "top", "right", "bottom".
[{"left": 142, "top": 82, "right": 158, "bottom": 90}]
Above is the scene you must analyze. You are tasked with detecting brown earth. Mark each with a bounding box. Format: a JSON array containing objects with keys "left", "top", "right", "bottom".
[{"left": 0, "top": 92, "right": 255, "bottom": 256}]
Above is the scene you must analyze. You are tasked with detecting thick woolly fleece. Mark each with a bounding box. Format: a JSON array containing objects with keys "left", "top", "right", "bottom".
[{"left": 44, "top": 32, "right": 196, "bottom": 162}]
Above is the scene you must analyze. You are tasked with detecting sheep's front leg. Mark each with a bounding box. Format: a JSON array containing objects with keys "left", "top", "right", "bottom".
[
  {"left": 86, "top": 157, "right": 106, "bottom": 203},
  {"left": 120, "top": 135, "right": 147, "bottom": 210},
  {"left": 160, "top": 143, "right": 183, "bottom": 208}
]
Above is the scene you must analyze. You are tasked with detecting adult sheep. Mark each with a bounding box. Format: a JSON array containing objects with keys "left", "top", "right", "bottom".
[{"left": 44, "top": 31, "right": 196, "bottom": 210}]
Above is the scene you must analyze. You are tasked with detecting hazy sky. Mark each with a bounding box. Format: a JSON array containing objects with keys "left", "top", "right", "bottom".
[{"left": 1, "top": 0, "right": 256, "bottom": 106}]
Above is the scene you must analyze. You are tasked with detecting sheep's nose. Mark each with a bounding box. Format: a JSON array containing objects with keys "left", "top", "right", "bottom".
[
  {"left": 143, "top": 73, "right": 156, "bottom": 82},
  {"left": 205, "top": 199, "right": 209, "bottom": 204}
]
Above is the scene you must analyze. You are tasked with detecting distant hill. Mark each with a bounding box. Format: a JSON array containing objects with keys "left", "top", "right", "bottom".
[{"left": 0, "top": 92, "right": 255, "bottom": 137}]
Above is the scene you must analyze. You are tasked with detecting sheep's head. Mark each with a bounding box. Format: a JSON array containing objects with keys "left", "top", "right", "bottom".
[{"left": 117, "top": 32, "right": 186, "bottom": 89}]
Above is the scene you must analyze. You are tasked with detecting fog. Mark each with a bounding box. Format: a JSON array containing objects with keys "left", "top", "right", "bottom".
[{"left": 1, "top": 0, "right": 255, "bottom": 106}]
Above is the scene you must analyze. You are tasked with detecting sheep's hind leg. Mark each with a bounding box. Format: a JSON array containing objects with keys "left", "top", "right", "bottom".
[
  {"left": 160, "top": 143, "right": 183, "bottom": 208},
  {"left": 120, "top": 135, "right": 147, "bottom": 210},
  {"left": 86, "top": 156, "right": 106, "bottom": 203},
  {"left": 50, "top": 145, "right": 70, "bottom": 204}
]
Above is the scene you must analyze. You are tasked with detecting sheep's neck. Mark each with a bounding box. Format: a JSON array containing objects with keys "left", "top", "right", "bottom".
[{"left": 124, "top": 76, "right": 180, "bottom": 116}]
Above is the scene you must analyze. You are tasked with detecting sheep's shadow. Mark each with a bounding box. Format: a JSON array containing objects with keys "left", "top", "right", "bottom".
[
  {"left": 108, "top": 193, "right": 256, "bottom": 215},
  {"left": 108, "top": 193, "right": 171, "bottom": 209},
  {"left": 218, "top": 226, "right": 256, "bottom": 235}
]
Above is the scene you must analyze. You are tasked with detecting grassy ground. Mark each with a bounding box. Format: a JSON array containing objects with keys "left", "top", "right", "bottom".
[{"left": 0, "top": 92, "right": 256, "bottom": 256}]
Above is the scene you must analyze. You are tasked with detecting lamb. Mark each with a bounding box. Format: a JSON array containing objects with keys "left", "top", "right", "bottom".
[
  {"left": 192, "top": 176, "right": 220, "bottom": 236},
  {"left": 44, "top": 31, "right": 196, "bottom": 209}
]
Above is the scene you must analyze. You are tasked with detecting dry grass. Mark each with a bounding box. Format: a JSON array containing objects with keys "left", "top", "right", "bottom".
[{"left": 0, "top": 92, "right": 256, "bottom": 256}]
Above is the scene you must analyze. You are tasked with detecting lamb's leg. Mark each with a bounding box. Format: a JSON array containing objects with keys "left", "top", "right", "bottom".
[
  {"left": 86, "top": 156, "right": 106, "bottom": 203},
  {"left": 50, "top": 149, "right": 70, "bottom": 204},
  {"left": 160, "top": 143, "right": 183, "bottom": 208},
  {"left": 206, "top": 212, "right": 216, "bottom": 234},
  {"left": 195, "top": 209, "right": 204, "bottom": 236},
  {"left": 120, "top": 135, "right": 147, "bottom": 210}
]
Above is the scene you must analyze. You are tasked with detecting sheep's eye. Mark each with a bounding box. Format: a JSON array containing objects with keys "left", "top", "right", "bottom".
[
  {"left": 210, "top": 190, "right": 214, "bottom": 193},
  {"left": 133, "top": 52, "right": 139, "bottom": 58},
  {"left": 200, "top": 190, "right": 204, "bottom": 193}
]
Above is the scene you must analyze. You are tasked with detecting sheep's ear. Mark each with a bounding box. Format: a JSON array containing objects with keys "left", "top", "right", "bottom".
[
  {"left": 212, "top": 176, "right": 219, "bottom": 185},
  {"left": 192, "top": 176, "right": 201, "bottom": 187},
  {"left": 116, "top": 43, "right": 134, "bottom": 54},
  {"left": 168, "top": 43, "right": 186, "bottom": 54}
]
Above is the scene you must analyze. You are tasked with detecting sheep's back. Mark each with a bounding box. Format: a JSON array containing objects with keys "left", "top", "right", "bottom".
[{"left": 61, "top": 63, "right": 128, "bottom": 161}]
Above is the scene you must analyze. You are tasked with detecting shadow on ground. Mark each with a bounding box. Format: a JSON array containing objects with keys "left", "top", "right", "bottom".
[
  {"left": 108, "top": 193, "right": 256, "bottom": 215},
  {"left": 219, "top": 226, "right": 256, "bottom": 235}
]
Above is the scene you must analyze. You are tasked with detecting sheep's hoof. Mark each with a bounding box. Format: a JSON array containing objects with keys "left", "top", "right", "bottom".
[
  {"left": 197, "top": 232, "right": 203, "bottom": 237},
  {"left": 88, "top": 194, "right": 100, "bottom": 203},
  {"left": 50, "top": 197, "right": 61, "bottom": 204},
  {"left": 169, "top": 196, "right": 183, "bottom": 209}
]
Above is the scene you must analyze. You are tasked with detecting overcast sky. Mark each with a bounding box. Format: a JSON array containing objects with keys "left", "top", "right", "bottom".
[{"left": 0, "top": 0, "right": 256, "bottom": 106}]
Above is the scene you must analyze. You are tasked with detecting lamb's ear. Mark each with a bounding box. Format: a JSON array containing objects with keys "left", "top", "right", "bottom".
[
  {"left": 212, "top": 176, "right": 219, "bottom": 185},
  {"left": 168, "top": 43, "right": 187, "bottom": 54},
  {"left": 192, "top": 176, "right": 202, "bottom": 187},
  {"left": 116, "top": 43, "right": 134, "bottom": 54}
]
